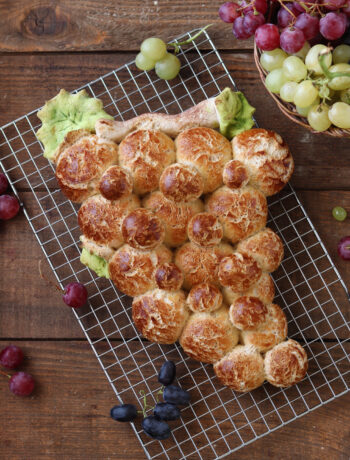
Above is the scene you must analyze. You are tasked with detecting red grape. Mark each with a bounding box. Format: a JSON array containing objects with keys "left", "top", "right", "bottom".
[
  {"left": 0, "top": 195, "right": 20, "bottom": 220},
  {"left": 280, "top": 27, "right": 305, "bottom": 53},
  {"left": 295, "top": 13, "right": 320, "bottom": 40},
  {"left": 343, "top": 1, "right": 350, "bottom": 17},
  {"left": 63, "top": 282, "right": 88, "bottom": 308},
  {"left": 0, "top": 173, "right": 8, "bottom": 194},
  {"left": 0, "top": 345, "right": 24, "bottom": 369},
  {"left": 338, "top": 236, "right": 350, "bottom": 260},
  {"left": 321, "top": 0, "right": 346, "bottom": 10},
  {"left": 243, "top": 11, "right": 266, "bottom": 35},
  {"left": 277, "top": 3, "right": 301, "bottom": 28},
  {"left": 233, "top": 16, "right": 253, "bottom": 39},
  {"left": 319, "top": 12, "right": 347, "bottom": 40},
  {"left": 255, "top": 24, "right": 280, "bottom": 50},
  {"left": 240, "top": 0, "right": 268, "bottom": 14},
  {"left": 293, "top": 1, "right": 307, "bottom": 12},
  {"left": 9, "top": 372, "right": 35, "bottom": 396},
  {"left": 219, "top": 2, "right": 240, "bottom": 23}
]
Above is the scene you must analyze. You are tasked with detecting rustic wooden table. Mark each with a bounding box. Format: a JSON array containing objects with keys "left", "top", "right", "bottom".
[{"left": 0, "top": 1, "right": 349, "bottom": 459}]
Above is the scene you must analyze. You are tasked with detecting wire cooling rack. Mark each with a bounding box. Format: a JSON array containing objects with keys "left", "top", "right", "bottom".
[{"left": 1, "top": 29, "right": 349, "bottom": 460}]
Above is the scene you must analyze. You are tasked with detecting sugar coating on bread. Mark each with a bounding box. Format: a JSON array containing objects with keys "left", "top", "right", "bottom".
[
  {"left": 78, "top": 194, "right": 140, "bottom": 249},
  {"left": 118, "top": 129, "right": 175, "bottom": 195},
  {"left": 218, "top": 252, "right": 262, "bottom": 292},
  {"left": 56, "top": 130, "right": 118, "bottom": 203},
  {"left": 241, "top": 303, "right": 287, "bottom": 352},
  {"left": 237, "top": 228, "right": 284, "bottom": 272},
  {"left": 232, "top": 128, "right": 294, "bottom": 197},
  {"left": 121, "top": 208, "right": 165, "bottom": 250},
  {"left": 159, "top": 163, "right": 204, "bottom": 202},
  {"left": 180, "top": 307, "right": 239, "bottom": 363},
  {"left": 155, "top": 263, "right": 184, "bottom": 291},
  {"left": 176, "top": 127, "right": 232, "bottom": 193},
  {"left": 214, "top": 345, "right": 265, "bottom": 392},
  {"left": 144, "top": 191, "right": 204, "bottom": 247},
  {"left": 108, "top": 244, "right": 172, "bottom": 297},
  {"left": 223, "top": 272, "right": 275, "bottom": 306},
  {"left": 229, "top": 296, "right": 268, "bottom": 330},
  {"left": 206, "top": 186, "right": 267, "bottom": 243},
  {"left": 132, "top": 289, "right": 189, "bottom": 344},
  {"left": 187, "top": 283, "right": 223, "bottom": 313},
  {"left": 187, "top": 212, "right": 223, "bottom": 247},
  {"left": 175, "top": 242, "right": 234, "bottom": 289},
  {"left": 99, "top": 165, "right": 133, "bottom": 200},
  {"left": 223, "top": 160, "right": 249, "bottom": 189},
  {"left": 264, "top": 339, "right": 308, "bottom": 387}
]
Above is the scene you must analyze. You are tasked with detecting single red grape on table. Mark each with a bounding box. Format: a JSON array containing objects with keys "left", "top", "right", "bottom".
[
  {"left": 63, "top": 282, "right": 88, "bottom": 308},
  {"left": 9, "top": 372, "right": 35, "bottom": 396},
  {"left": 0, "top": 345, "right": 24, "bottom": 369},
  {"left": 338, "top": 236, "right": 350, "bottom": 261},
  {"left": 0, "top": 194, "right": 20, "bottom": 220}
]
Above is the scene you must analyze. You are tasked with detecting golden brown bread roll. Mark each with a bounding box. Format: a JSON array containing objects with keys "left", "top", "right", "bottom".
[
  {"left": 223, "top": 272, "right": 275, "bottom": 306},
  {"left": 159, "top": 163, "right": 203, "bottom": 203},
  {"left": 78, "top": 194, "right": 140, "bottom": 249},
  {"left": 237, "top": 228, "right": 284, "bottom": 272},
  {"left": 55, "top": 129, "right": 118, "bottom": 203},
  {"left": 218, "top": 252, "right": 262, "bottom": 292},
  {"left": 206, "top": 186, "right": 267, "bottom": 244},
  {"left": 232, "top": 128, "right": 294, "bottom": 197},
  {"left": 187, "top": 283, "right": 223, "bottom": 313},
  {"left": 108, "top": 244, "right": 172, "bottom": 297},
  {"left": 264, "top": 339, "right": 308, "bottom": 387},
  {"left": 187, "top": 212, "right": 223, "bottom": 248},
  {"left": 175, "top": 242, "right": 234, "bottom": 289},
  {"left": 229, "top": 296, "right": 268, "bottom": 330},
  {"left": 118, "top": 129, "right": 176, "bottom": 195},
  {"left": 179, "top": 307, "right": 239, "bottom": 363},
  {"left": 121, "top": 208, "right": 165, "bottom": 250},
  {"left": 155, "top": 263, "right": 184, "bottom": 291},
  {"left": 213, "top": 345, "right": 265, "bottom": 392},
  {"left": 99, "top": 165, "right": 133, "bottom": 201},
  {"left": 223, "top": 160, "right": 249, "bottom": 189},
  {"left": 132, "top": 289, "right": 189, "bottom": 344},
  {"left": 241, "top": 303, "right": 287, "bottom": 352},
  {"left": 176, "top": 127, "right": 232, "bottom": 193},
  {"left": 143, "top": 191, "right": 204, "bottom": 247}
]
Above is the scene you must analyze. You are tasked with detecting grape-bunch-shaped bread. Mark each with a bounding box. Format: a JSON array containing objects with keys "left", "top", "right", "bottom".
[{"left": 50, "top": 100, "right": 308, "bottom": 393}]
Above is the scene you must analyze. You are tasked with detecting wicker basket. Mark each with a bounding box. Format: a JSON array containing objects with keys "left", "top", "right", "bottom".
[{"left": 254, "top": 42, "right": 350, "bottom": 138}]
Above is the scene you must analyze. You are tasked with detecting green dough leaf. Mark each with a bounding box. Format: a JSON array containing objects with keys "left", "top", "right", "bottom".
[
  {"left": 215, "top": 88, "right": 255, "bottom": 139},
  {"left": 80, "top": 248, "right": 110, "bottom": 279},
  {"left": 36, "top": 89, "right": 113, "bottom": 161}
]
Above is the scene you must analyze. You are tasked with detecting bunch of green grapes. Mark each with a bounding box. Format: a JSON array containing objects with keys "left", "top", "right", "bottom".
[
  {"left": 260, "top": 43, "right": 350, "bottom": 132},
  {"left": 135, "top": 38, "right": 181, "bottom": 81}
]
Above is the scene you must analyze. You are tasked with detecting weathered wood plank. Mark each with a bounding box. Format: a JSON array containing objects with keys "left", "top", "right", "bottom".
[
  {"left": 0, "top": 0, "right": 249, "bottom": 52},
  {"left": 0, "top": 340, "right": 349, "bottom": 460},
  {"left": 0, "top": 190, "right": 349, "bottom": 339}
]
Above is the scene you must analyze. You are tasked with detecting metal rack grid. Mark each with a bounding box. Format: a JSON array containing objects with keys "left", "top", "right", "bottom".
[{"left": 0, "top": 29, "right": 349, "bottom": 460}]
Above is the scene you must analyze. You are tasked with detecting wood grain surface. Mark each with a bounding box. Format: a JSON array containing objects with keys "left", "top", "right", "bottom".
[{"left": 0, "top": 1, "right": 349, "bottom": 459}]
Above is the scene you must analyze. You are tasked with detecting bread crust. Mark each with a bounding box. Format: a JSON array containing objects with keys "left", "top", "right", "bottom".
[
  {"left": 187, "top": 212, "right": 223, "bottom": 247},
  {"left": 223, "top": 272, "right": 275, "bottom": 306},
  {"left": 187, "top": 283, "right": 223, "bottom": 313},
  {"left": 159, "top": 163, "right": 203, "bottom": 203},
  {"left": 121, "top": 208, "right": 165, "bottom": 250},
  {"left": 218, "top": 252, "right": 262, "bottom": 292},
  {"left": 229, "top": 296, "right": 268, "bottom": 330},
  {"left": 99, "top": 165, "right": 133, "bottom": 200}
]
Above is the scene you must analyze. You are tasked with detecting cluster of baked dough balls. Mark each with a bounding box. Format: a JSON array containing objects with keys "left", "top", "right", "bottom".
[{"left": 54, "top": 125, "right": 308, "bottom": 392}]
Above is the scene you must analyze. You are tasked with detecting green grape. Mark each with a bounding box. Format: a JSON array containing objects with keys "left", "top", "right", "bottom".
[
  {"left": 260, "top": 49, "right": 288, "bottom": 72},
  {"left": 265, "top": 69, "right": 287, "bottom": 94},
  {"left": 305, "top": 44, "right": 332, "bottom": 75},
  {"left": 280, "top": 81, "right": 298, "bottom": 102},
  {"left": 340, "top": 88, "right": 350, "bottom": 104},
  {"left": 140, "top": 38, "right": 167, "bottom": 61},
  {"left": 292, "top": 41, "right": 311, "bottom": 61},
  {"left": 155, "top": 53, "right": 181, "bottom": 80},
  {"left": 328, "top": 102, "right": 350, "bottom": 129},
  {"left": 332, "top": 206, "right": 347, "bottom": 222},
  {"left": 295, "top": 97, "right": 320, "bottom": 117},
  {"left": 333, "top": 44, "right": 350, "bottom": 65},
  {"left": 293, "top": 80, "right": 319, "bottom": 108},
  {"left": 327, "top": 64, "right": 350, "bottom": 91},
  {"left": 307, "top": 103, "right": 331, "bottom": 132},
  {"left": 135, "top": 52, "right": 156, "bottom": 71},
  {"left": 282, "top": 56, "right": 307, "bottom": 82}
]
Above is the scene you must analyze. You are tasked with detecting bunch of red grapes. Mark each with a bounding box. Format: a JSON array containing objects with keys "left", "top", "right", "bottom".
[{"left": 219, "top": 0, "right": 350, "bottom": 53}]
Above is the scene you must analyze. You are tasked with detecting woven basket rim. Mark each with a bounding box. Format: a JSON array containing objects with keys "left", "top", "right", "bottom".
[{"left": 254, "top": 42, "right": 350, "bottom": 139}]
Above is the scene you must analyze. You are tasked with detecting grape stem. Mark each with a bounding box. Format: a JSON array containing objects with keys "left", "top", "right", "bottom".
[
  {"left": 319, "top": 50, "right": 350, "bottom": 80},
  {"left": 137, "top": 387, "right": 164, "bottom": 417},
  {"left": 0, "top": 369, "right": 11, "bottom": 379},
  {"left": 38, "top": 259, "right": 63, "bottom": 293},
  {"left": 168, "top": 24, "right": 212, "bottom": 54}
]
